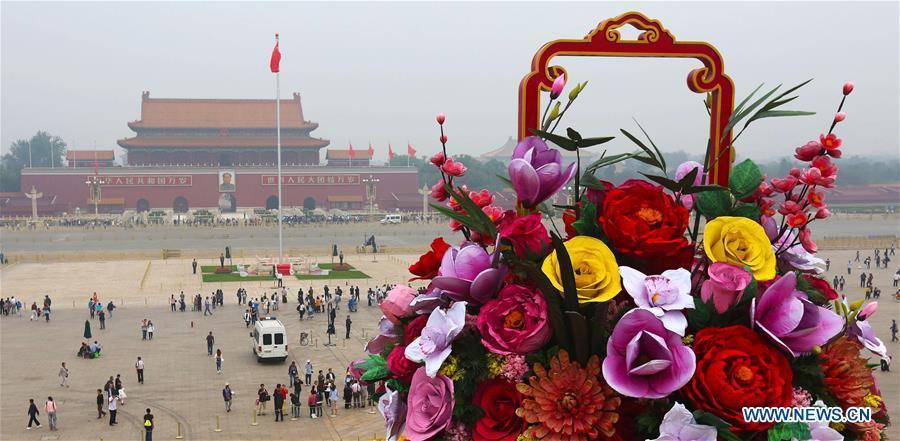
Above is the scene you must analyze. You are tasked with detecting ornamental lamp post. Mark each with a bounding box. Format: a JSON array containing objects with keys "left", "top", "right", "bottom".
[
  {"left": 362, "top": 174, "right": 380, "bottom": 215},
  {"left": 85, "top": 176, "right": 103, "bottom": 216}
]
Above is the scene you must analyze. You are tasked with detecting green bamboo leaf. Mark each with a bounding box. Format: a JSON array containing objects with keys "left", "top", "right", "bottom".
[
  {"left": 732, "top": 83, "right": 764, "bottom": 116},
  {"left": 620, "top": 129, "right": 662, "bottom": 170},
  {"left": 530, "top": 129, "right": 577, "bottom": 151},
  {"left": 747, "top": 110, "right": 816, "bottom": 125},
  {"left": 633, "top": 119, "right": 666, "bottom": 172},
  {"left": 640, "top": 173, "right": 681, "bottom": 192},
  {"left": 577, "top": 136, "right": 615, "bottom": 148},
  {"left": 721, "top": 84, "right": 781, "bottom": 141}
]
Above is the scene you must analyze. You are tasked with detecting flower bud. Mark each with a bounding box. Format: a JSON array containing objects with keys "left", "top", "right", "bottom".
[
  {"left": 568, "top": 81, "right": 587, "bottom": 101},
  {"left": 858, "top": 301, "right": 878, "bottom": 320},
  {"left": 815, "top": 208, "right": 831, "bottom": 219},
  {"left": 833, "top": 112, "right": 846, "bottom": 123},
  {"left": 435, "top": 113, "right": 446, "bottom": 125},
  {"left": 547, "top": 102, "right": 561, "bottom": 122},
  {"left": 842, "top": 81, "right": 854, "bottom": 96},
  {"left": 550, "top": 75, "right": 566, "bottom": 100},
  {"left": 440, "top": 135, "right": 448, "bottom": 144}
]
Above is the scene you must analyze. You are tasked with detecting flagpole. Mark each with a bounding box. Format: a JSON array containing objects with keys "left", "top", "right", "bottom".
[{"left": 275, "top": 33, "right": 283, "bottom": 264}]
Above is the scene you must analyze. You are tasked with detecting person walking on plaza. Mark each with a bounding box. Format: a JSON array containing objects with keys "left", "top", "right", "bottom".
[
  {"left": 98, "top": 310, "right": 106, "bottom": 329},
  {"left": 839, "top": 276, "right": 845, "bottom": 291},
  {"left": 825, "top": 258, "right": 830, "bottom": 272},
  {"left": 45, "top": 396, "right": 58, "bottom": 431},
  {"left": 141, "top": 319, "right": 148, "bottom": 340},
  {"left": 891, "top": 319, "right": 898, "bottom": 343},
  {"left": 108, "top": 395, "right": 118, "bottom": 426},
  {"left": 345, "top": 315, "right": 352, "bottom": 339},
  {"left": 256, "top": 384, "right": 269, "bottom": 416},
  {"left": 192, "top": 258, "right": 198, "bottom": 274},
  {"left": 848, "top": 260, "right": 852, "bottom": 275},
  {"left": 96, "top": 389, "right": 107, "bottom": 419},
  {"left": 206, "top": 332, "right": 215, "bottom": 356},
  {"left": 135, "top": 357, "right": 145, "bottom": 384},
  {"left": 143, "top": 408, "right": 154, "bottom": 441},
  {"left": 58, "top": 362, "right": 69, "bottom": 388},
  {"left": 147, "top": 321, "right": 155, "bottom": 340},
  {"left": 860, "top": 272, "right": 867, "bottom": 288},
  {"left": 329, "top": 383, "right": 339, "bottom": 417},
  {"left": 204, "top": 297, "right": 213, "bottom": 316},
  {"left": 215, "top": 349, "right": 223, "bottom": 374},
  {"left": 107, "top": 300, "right": 115, "bottom": 318},
  {"left": 26, "top": 398, "right": 41, "bottom": 429},
  {"left": 170, "top": 295, "right": 177, "bottom": 312},
  {"left": 290, "top": 390, "right": 301, "bottom": 419},
  {"left": 308, "top": 388, "right": 318, "bottom": 418},
  {"left": 222, "top": 384, "right": 234, "bottom": 412},
  {"left": 305, "top": 360, "right": 313, "bottom": 385},
  {"left": 273, "top": 384, "right": 285, "bottom": 422},
  {"left": 288, "top": 361, "right": 298, "bottom": 386}
]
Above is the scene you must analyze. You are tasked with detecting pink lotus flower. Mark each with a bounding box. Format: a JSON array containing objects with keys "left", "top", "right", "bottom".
[
  {"left": 751, "top": 272, "right": 843, "bottom": 357},
  {"left": 436, "top": 113, "right": 446, "bottom": 125},
  {"left": 441, "top": 158, "right": 466, "bottom": 177},
  {"left": 843, "top": 81, "right": 854, "bottom": 95},
  {"left": 794, "top": 141, "right": 823, "bottom": 161},
  {"left": 381, "top": 285, "right": 417, "bottom": 325},
  {"left": 477, "top": 284, "right": 551, "bottom": 355},
  {"left": 619, "top": 266, "right": 694, "bottom": 335},
  {"left": 406, "top": 367, "right": 454, "bottom": 441},
  {"left": 602, "top": 309, "right": 696, "bottom": 399},
  {"left": 700, "top": 262, "right": 752, "bottom": 314},
  {"left": 430, "top": 152, "right": 446, "bottom": 167},
  {"left": 550, "top": 75, "right": 566, "bottom": 100}
]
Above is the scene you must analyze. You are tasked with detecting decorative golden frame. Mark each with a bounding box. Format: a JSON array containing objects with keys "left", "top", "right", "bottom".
[{"left": 518, "top": 12, "right": 736, "bottom": 184}]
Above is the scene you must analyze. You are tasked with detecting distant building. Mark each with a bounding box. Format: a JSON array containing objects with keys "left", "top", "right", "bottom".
[{"left": 16, "top": 91, "right": 419, "bottom": 215}]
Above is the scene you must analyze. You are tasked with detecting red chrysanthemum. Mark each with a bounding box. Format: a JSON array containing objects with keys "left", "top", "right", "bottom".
[
  {"left": 819, "top": 336, "right": 875, "bottom": 408},
  {"left": 516, "top": 350, "right": 620, "bottom": 441}
]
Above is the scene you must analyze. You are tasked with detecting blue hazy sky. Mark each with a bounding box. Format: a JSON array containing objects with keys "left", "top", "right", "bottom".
[{"left": 2, "top": 1, "right": 898, "bottom": 162}]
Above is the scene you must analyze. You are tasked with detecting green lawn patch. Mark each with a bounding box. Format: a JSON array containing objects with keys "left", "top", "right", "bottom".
[
  {"left": 202, "top": 273, "right": 273, "bottom": 283},
  {"left": 317, "top": 263, "right": 356, "bottom": 270}
]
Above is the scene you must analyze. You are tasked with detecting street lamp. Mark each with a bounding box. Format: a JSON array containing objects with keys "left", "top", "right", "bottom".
[
  {"left": 85, "top": 175, "right": 104, "bottom": 216},
  {"left": 563, "top": 185, "right": 575, "bottom": 206},
  {"left": 362, "top": 174, "right": 380, "bottom": 214}
]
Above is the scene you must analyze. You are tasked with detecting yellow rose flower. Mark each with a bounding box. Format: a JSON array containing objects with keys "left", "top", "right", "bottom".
[
  {"left": 703, "top": 216, "right": 776, "bottom": 281},
  {"left": 541, "top": 236, "right": 621, "bottom": 303}
]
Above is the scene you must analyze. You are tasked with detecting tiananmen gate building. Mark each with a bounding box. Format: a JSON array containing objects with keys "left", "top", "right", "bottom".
[{"left": 15, "top": 91, "right": 420, "bottom": 216}]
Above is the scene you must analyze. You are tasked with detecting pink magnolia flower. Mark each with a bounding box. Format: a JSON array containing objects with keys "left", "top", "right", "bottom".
[
  {"left": 378, "top": 385, "right": 407, "bottom": 441},
  {"left": 602, "top": 309, "right": 696, "bottom": 399},
  {"left": 441, "top": 158, "right": 466, "bottom": 177},
  {"left": 508, "top": 136, "right": 576, "bottom": 208},
  {"left": 619, "top": 266, "right": 694, "bottom": 335},
  {"left": 404, "top": 301, "right": 467, "bottom": 377},
  {"left": 700, "top": 262, "right": 752, "bottom": 314},
  {"left": 381, "top": 285, "right": 417, "bottom": 325},
  {"left": 436, "top": 113, "right": 446, "bottom": 125},
  {"left": 405, "top": 367, "right": 454, "bottom": 441},
  {"left": 858, "top": 301, "right": 878, "bottom": 320},
  {"left": 843, "top": 81, "right": 854, "bottom": 95},
  {"left": 477, "top": 284, "right": 551, "bottom": 355},
  {"left": 848, "top": 317, "right": 887, "bottom": 358},
  {"left": 751, "top": 272, "right": 843, "bottom": 357},
  {"left": 549, "top": 75, "right": 566, "bottom": 100},
  {"left": 432, "top": 242, "right": 506, "bottom": 305}
]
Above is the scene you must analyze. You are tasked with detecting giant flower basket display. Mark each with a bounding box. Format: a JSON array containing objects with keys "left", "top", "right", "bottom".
[{"left": 357, "top": 12, "right": 890, "bottom": 441}]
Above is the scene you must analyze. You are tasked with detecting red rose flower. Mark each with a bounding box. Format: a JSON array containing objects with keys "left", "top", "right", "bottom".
[
  {"left": 408, "top": 237, "right": 451, "bottom": 281},
  {"left": 498, "top": 213, "right": 549, "bottom": 256},
  {"left": 472, "top": 379, "right": 525, "bottom": 441},
  {"left": 803, "top": 275, "right": 839, "bottom": 300},
  {"left": 386, "top": 344, "right": 420, "bottom": 385},
  {"left": 598, "top": 179, "right": 693, "bottom": 272},
  {"left": 403, "top": 314, "right": 429, "bottom": 345},
  {"left": 682, "top": 325, "right": 793, "bottom": 433}
]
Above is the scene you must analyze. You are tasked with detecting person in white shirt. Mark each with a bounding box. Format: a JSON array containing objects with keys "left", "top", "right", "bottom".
[
  {"left": 108, "top": 395, "right": 119, "bottom": 426},
  {"left": 58, "top": 362, "right": 69, "bottom": 387},
  {"left": 135, "top": 357, "right": 145, "bottom": 384}
]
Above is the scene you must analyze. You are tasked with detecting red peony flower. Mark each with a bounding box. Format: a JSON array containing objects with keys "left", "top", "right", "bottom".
[
  {"left": 386, "top": 344, "right": 420, "bottom": 385},
  {"left": 803, "top": 275, "right": 839, "bottom": 300},
  {"left": 597, "top": 179, "right": 693, "bottom": 272},
  {"left": 498, "top": 213, "right": 550, "bottom": 256},
  {"left": 472, "top": 379, "right": 525, "bottom": 441},
  {"left": 408, "top": 237, "right": 451, "bottom": 281},
  {"left": 682, "top": 325, "right": 793, "bottom": 433},
  {"left": 403, "top": 314, "right": 429, "bottom": 345}
]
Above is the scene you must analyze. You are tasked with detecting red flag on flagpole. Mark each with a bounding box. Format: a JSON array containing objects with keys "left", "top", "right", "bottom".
[
  {"left": 348, "top": 142, "right": 356, "bottom": 160},
  {"left": 388, "top": 144, "right": 395, "bottom": 160},
  {"left": 407, "top": 143, "right": 417, "bottom": 157},
  {"left": 367, "top": 142, "right": 375, "bottom": 158},
  {"left": 270, "top": 38, "right": 281, "bottom": 73}
]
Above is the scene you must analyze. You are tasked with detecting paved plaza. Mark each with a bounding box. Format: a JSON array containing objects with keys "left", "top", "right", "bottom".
[{"left": 1, "top": 233, "right": 898, "bottom": 440}]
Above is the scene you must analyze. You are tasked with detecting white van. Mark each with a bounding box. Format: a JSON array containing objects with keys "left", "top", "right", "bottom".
[
  {"left": 250, "top": 317, "right": 288, "bottom": 362},
  {"left": 380, "top": 214, "right": 402, "bottom": 224}
]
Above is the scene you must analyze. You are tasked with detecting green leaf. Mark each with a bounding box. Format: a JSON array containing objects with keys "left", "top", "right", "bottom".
[
  {"left": 549, "top": 231, "right": 579, "bottom": 313},
  {"left": 728, "top": 159, "right": 763, "bottom": 199},
  {"left": 530, "top": 129, "right": 577, "bottom": 151},
  {"left": 732, "top": 202, "right": 760, "bottom": 221},
  {"left": 696, "top": 189, "right": 732, "bottom": 219},
  {"left": 360, "top": 364, "right": 391, "bottom": 382},
  {"left": 747, "top": 110, "right": 816, "bottom": 124},
  {"left": 571, "top": 200, "right": 603, "bottom": 238},
  {"left": 683, "top": 184, "right": 726, "bottom": 194},
  {"left": 620, "top": 129, "right": 663, "bottom": 170},
  {"left": 732, "top": 83, "right": 764, "bottom": 115},
  {"left": 687, "top": 296, "right": 714, "bottom": 329},
  {"left": 577, "top": 136, "right": 615, "bottom": 148},
  {"left": 721, "top": 84, "right": 781, "bottom": 141},
  {"left": 584, "top": 152, "right": 636, "bottom": 172},
  {"left": 640, "top": 173, "right": 681, "bottom": 192},
  {"left": 566, "top": 127, "right": 582, "bottom": 142},
  {"left": 633, "top": 119, "right": 666, "bottom": 172},
  {"left": 446, "top": 186, "right": 498, "bottom": 238},
  {"left": 431, "top": 204, "right": 482, "bottom": 231},
  {"left": 692, "top": 410, "right": 742, "bottom": 441},
  {"left": 767, "top": 421, "right": 811, "bottom": 441}
]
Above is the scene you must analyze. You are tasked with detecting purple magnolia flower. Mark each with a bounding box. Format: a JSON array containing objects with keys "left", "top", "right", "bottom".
[
  {"left": 378, "top": 385, "right": 407, "bottom": 441},
  {"left": 507, "top": 136, "right": 576, "bottom": 208},
  {"left": 649, "top": 402, "right": 717, "bottom": 441},
  {"left": 365, "top": 317, "right": 399, "bottom": 355},
  {"left": 602, "top": 309, "right": 695, "bottom": 399},
  {"left": 431, "top": 242, "right": 506, "bottom": 305},
  {"left": 849, "top": 318, "right": 887, "bottom": 358},
  {"left": 774, "top": 230, "right": 825, "bottom": 273},
  {"left": 409, "top": 287, "right": 450, "bottom": 315},
  {"left": 751, "top": 272, "right": 843, "bottom": 357},
  {"left": 619, "top": 266, "right": 694, "bottom": 335},
  {"left": 674, "top": 161, "right": 704, "bottom": 209},
  {"left": 404, "top": 301, "right": 466, "bottom": 377}
]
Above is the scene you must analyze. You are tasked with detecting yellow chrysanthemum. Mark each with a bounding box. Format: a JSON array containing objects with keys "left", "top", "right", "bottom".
[
  {"left": 438, "top": 355, "right": 464, "bottom": 381},
  {"left": 541, "top": 236, "right": 621, "bottom": 303},
  {"left": 486, "top": 354, "right": 504, "bottom": 379},
  {"left": 863, "top": 392, "right": 883, "bottom": 410},
  {"left": 703, "top": 216, "right": 776, "bottom": 281}
]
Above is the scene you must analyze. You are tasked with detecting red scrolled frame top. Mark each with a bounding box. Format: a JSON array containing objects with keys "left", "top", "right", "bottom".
[{"left": 518, "top": 11, "right": 736, "bottom": 185}]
